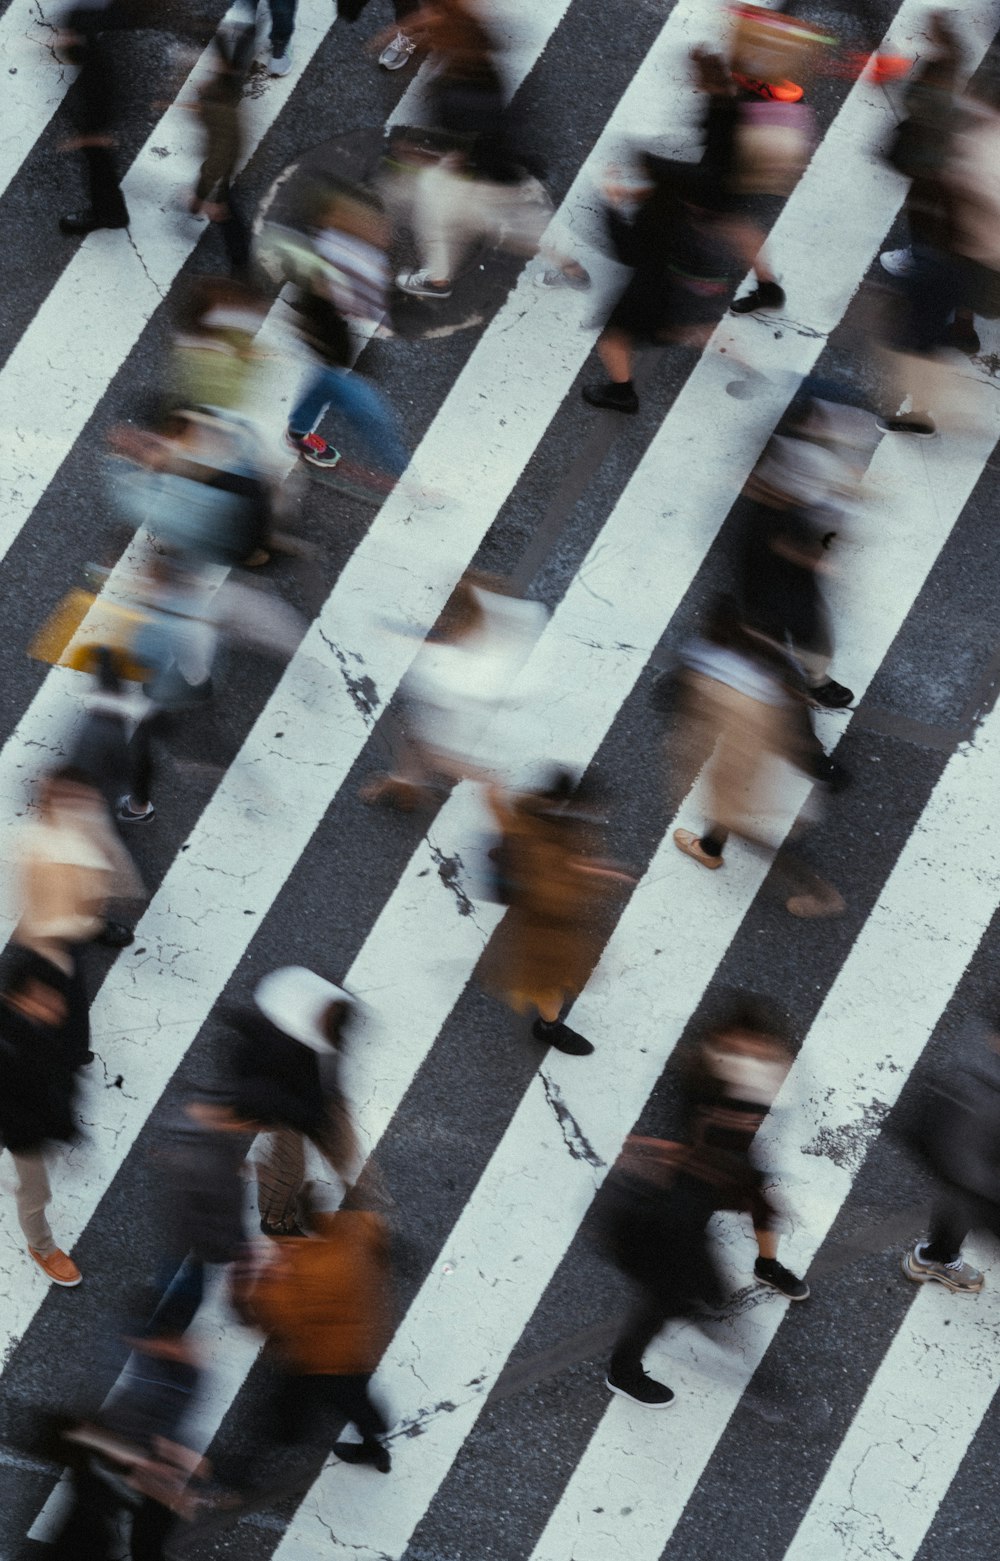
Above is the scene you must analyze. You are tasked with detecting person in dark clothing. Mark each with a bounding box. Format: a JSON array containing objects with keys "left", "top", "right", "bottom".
[
  {"left": 50, "top": 1328, "right": 206, "bottom": 1561},
  {"left": 144, "top": 1094, "right": 256, "bottom": 1336},
  {"left": 57, "top": 0, "right": 130, "bottom": 235},
  {"left": 598, "top": 1000, "right": 807, "bottom": 1408},
  {"left": 582, "top": 156, "right": 736, "bottom": 414},
  {"left": 223, "top": 966, "right": 359, "bottom": 1236},
  {"left": 902, "top": 1023, "right": 1000, "bottom": 1295},
  {"left": 735, "top": 400, "right": 862, "bottom": 710},
  {"left": 0, "top": 954, "right": 83, "bottom": 1286}
]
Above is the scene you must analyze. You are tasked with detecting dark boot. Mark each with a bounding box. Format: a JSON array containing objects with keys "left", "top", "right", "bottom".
[
  {"left": 531, "top": 1018, "right": 594, "bottom": 1056},
  {"left": 582, "top": 380, "right": 639, "bottom": 414}
]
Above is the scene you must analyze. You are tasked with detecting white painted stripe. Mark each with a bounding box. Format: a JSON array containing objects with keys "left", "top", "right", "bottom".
[
  {"left": 0, "top": 0, "right": 76, "bottom": 204},
  {"left": 277, "top": 670, "right": 1000, "bottom": 1561},
  {"left": 780, "top": 1254, "right": 1000, "bottom": 1561}
]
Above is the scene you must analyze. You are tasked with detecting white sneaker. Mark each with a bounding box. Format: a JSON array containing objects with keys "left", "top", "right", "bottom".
[
  {"left": 270, "top": 48, "right": 291, "bottom": 76},
  {"left": 379, "top": 30, "right": 416, "bottom": 69},
  {"left": 395, "top": 268, "right": 452, "bottom": 299},
  {"left": 879, "top": 247, "right": 914, "bottom": 278}
]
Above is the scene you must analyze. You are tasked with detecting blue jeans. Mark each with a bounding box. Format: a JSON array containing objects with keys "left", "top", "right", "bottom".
[
  {"left": 289, "top": 366, "right": 410, "bottom": 477},
  {"left": 267, "top": 0, "right": 296, "bottom": 50}
]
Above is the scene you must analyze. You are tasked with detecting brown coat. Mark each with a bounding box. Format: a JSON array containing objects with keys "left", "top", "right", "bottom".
[
  {"left": 246, "top": 1211, "right": 393, "bottom": 1376},
  {"left": 480, "top": 796, "right": 624, "bottom": 1011}
]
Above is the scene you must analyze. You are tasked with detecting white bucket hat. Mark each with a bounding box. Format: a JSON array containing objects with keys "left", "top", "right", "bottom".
[{"left": 253, "top": 966, "right": 352, "bottom": 1052}]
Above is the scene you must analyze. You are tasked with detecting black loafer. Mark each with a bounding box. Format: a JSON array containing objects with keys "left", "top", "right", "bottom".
[
  {"left": 59, "top": 210, "right": 129, "bottom": 236},
  {"left": 96, "top": 920, "right": 135, "bottom": 950}
]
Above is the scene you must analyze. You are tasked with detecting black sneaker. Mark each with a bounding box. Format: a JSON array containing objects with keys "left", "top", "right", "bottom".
[
  {"left": 605, "top": 1370, "right": 675, "bottom": 1409},
  {"left": 334, "top": 1440, "right": 391, "bottom": 1473},
  {"left": 754, "top": 1257, "right": 810, "bottom": 1301},
  {"left": 59, "top": 209, "right": 129, "bottom": 235},
  {"left": 581, "top": 380, "right": 639, "bottom": 414},
  {"left": 531, "top": 1018, "right": 595, "bottom": 1056},
  {"left": 876, "top": 414, "right": 936, "bottom": 438},
  {"left": 809, "top": 678, "right": 854, "bottom": 710},
  {"left": 96, "top": 920, "right": 135, "bottom": 950},
  {"left": 731, "top": 281, "right": 785, "bottom": 315},
  {"left": 285, "top": 430, "right": 342, "bottom": 468}
]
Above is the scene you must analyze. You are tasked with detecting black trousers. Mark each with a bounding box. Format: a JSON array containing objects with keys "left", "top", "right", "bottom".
[
  {"left": 272, "top": 1371, "right": 388, "bottom": 1447},
  {"left": 923, "top": 1185, "right": 1000, "bottom": 1264},
  {"left": 83, "top": 143, "right": 129, "bottom": 225},
  {"left": 50, "top": 1464, "right": 174, "bottom": 1561}
]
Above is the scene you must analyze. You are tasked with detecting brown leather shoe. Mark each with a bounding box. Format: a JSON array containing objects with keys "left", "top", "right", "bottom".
[
  {"left": 29, "top": 1247, "right": 82, "bottom": 1287},
  {"left": 673, "top": 828, "right": 724, "bottom": 869}
]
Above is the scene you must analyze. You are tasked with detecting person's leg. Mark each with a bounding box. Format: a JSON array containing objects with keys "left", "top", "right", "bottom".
[
  {"left": 753, "top": 1224, "right": 810, "bottom": 1300},
  {"left": 145, "top": 1253, "right": 206, "bottom": 1335},
  {"left": 329, "top": 1374, "right": 392, "bottom": 1469},
  {"left": 288, "top": 367, "right": 341, "bottom": 439},
  {"left": 903, "top": 1189, "right": 985, "bottom": 1292},
  {"left": 606, "top": 1292, "right": 673, "bottom": 1404},
  {"left": 411, "top": 163, "right": 475, "bottom": 284},
  {"left": 699, "top": 824, "right": 728, "bottom": 858},
  {"left": 256, "top": 1129, "right": 306, "bottom": 1231},
  {"left": 130, "top": 1497, "right": 177, "bottom": 1561},
  {"left": 122, "top": 709, "right": 171, "bottom": 818},
  {"left": 218, "top": 188, "right": 252, "bottom": 278},
  {"left": 315, "top": 370, "right": 411, "bottom": 477},
  {"left": 83, "top": 144, "right": 129, "bottom": 226},
  {"left": 597, "top": 329, "right": 633, "bottom": 385},
  {"left": 11, "top": 1152, "right": 55, "bottom": 1255},
  {"left": 267, "top": 0, "right": 297, "bottom": 52}
]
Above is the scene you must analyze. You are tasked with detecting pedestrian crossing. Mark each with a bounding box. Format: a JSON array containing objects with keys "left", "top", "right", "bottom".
[{"left": 2, "top": 0, "right": 1000, "bottom": 1555}]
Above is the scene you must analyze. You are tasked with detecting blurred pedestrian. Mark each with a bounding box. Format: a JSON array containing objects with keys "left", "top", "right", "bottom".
[
  {"left": 671, "top": 596, "right": 847, "bottom": 917},
  {"left": 392, "top": 0, "right": 589, "bottom": 300},
  {"left": 902, "top": 1021, "right": 1000, "bottom": 1295},
  {"left": 735, "top": 398, "right": 861, "bottom": 710},
  {"left": 479, "top": 772, "right": 633, "bottom": 1056},
  {"left": 582, "top": 158, "right": 735, "bottom": 414},
  {"left": 235, "top": 1188, "right": 394, "bottom": 1476},
  {"left": 145, "top": 1091, "right": 258, "bottom": 1336},
  {"left": 275, "top": 185, "right": 413, "bottom": 484},
  {"left": 684, "top": 998, "right": 808, "bottom": 1299},
  {"left": 223, "top": 967, "right": 360, "bottom": 1237},
  {"left": 14, "top": 766, "right": 145, "bottom": 1063},
  {"left": 50, "top": 1326, "right": 207, "bottom": 1560},
  {"left": 57, "top": 0, "right": 130, "bottom": 235},
  {"left": 0, "top": 954, "right": 83, "bottom": 1287},
  {"left": 190, "top": 10, "right": 256, "bottom": 275},
  {"left": 360, "top": 571, "right": 548, "bottom": 808}
]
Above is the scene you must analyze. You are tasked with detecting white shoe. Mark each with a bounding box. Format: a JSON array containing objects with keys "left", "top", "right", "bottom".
[
  {"left": 379, "top": 30, "right": 416, "bottom": 69},
  {"left": 879, "top": 247, "right": 914, "bottom": 278},
  {"left": 270, "top": 48, "right": 291, "bottom": 76},
  {"left": 395, "top": 268, "right": 452, "bottom": 299}
]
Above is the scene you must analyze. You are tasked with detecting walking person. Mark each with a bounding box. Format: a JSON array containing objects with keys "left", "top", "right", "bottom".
[
  {"left": 57, "top": 0, "right": 130, "bottom": 235},
  {"left": 190, "top": 11, "right": 256, "bottom": 274},
  {"left": 594, "top": 999, "right": 807, "bottom": 1409},
  {"left": 14, "top": 766, "right": 145, "bottom": 1067},
  {"left": 392, "top": 0, "right": 589, "bottom": 300},
  {"left": 735, "top": 398, "right": 860, "bottom": 710},
  {"left": 221, "top": 966, "right": 360, "bottom": 1237},
  {"left": 582, "top": 158, "right": 735, "bottom": 414},
  {"left": 233, "top": 1187, "right": 394, "bottom": 1479},
  {"left": 902, "top": 1021, "right": 1000, "bottom": 1295},
  {"left": 479, "top": 773, "right": 633, "bottom": 1056},
  {"left": 0, "top": 954, "right": 84, "bottom": 1287},
  {"left": 273, "top": 187, "right": 412, "bottom": 484},
  {"left": 670, "top": 596, "right": 848, "bottom": 917}
]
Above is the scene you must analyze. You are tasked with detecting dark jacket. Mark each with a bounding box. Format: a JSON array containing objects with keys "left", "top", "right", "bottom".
[
  {"left": 159, "top": 1108, "right": 249, "bottom": 1264},
  {"left": 222, "top": 1003, "right": 332, "bottom": 1139},
  {"left": 0, "top": 1001, "right": 77, "bottom": 1154}
]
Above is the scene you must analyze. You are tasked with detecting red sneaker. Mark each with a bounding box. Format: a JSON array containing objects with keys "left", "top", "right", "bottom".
[{"left": 733, "top": 72, "right": 804, "bottom": 102}]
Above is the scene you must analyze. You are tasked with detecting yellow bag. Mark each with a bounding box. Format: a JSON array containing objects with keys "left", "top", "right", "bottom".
[{"left": 28, "top": 589, "right": 153, "bottom": 682}]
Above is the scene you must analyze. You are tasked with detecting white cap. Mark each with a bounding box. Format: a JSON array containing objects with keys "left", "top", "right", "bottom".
[{"left": 253, "top": 966, "right": 351, "bottom": 1052}]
